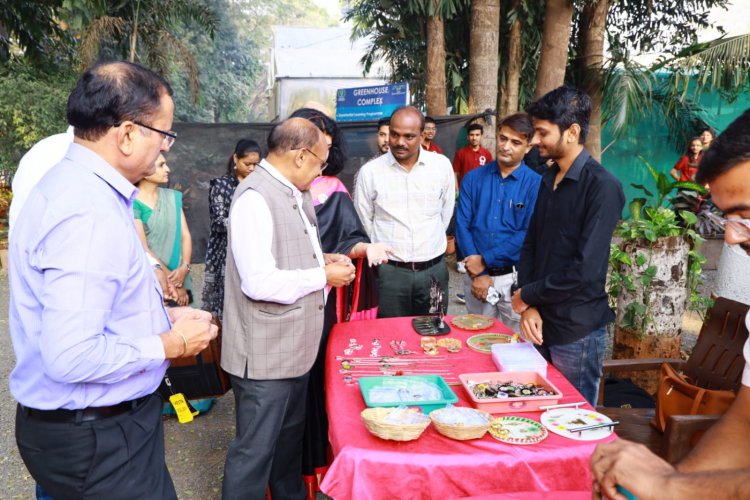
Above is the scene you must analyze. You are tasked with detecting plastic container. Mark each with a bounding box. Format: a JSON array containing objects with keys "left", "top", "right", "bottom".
[
  {"left": 358, "top": 375, "right": 458, "bottom": 414},
  {"left": 459, "top": 371, "right": 563, "bottom": 413},
  {"left": 491, "top": 342, "right": 548, "bottom": 376}
]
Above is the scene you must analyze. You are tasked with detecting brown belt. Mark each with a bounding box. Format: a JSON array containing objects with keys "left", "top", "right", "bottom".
[{"left": 386, "top": 255, "right": 444, "bottom": 272}]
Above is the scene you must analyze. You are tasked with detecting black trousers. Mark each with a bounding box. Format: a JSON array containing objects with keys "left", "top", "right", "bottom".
[
  {"left": 15, "top": 393, "right": 176, "bottom": 500},
  {"left": 222, "top": 373, "right": 310, "bottom": 500},
  {"left": 377, "top": 257, "right": 449, "bottom": 318}
]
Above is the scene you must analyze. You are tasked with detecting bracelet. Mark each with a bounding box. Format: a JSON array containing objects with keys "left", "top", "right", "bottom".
[{"left": 173, "top": 328, "right": 189, "bottom": 356}]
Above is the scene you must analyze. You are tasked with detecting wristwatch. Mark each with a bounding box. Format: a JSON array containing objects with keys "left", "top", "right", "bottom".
[
  {"left": 184, "top": 263, "right": 192, "bottom": 272},
  {"left": 153, "top": 263, "right": 163, "bottom": 271}
]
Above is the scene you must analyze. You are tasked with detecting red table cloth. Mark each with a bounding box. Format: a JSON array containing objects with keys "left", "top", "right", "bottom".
[{"left": 319, "top": 316, "right": 616, "bottom": 500}]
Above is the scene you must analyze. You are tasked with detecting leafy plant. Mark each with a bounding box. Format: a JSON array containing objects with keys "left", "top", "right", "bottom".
[
  {"left": 670, "top": 190, "right": 724, "bottom": 237},
  {"left": 629, "top": 156, "right": 707, "bottom": 216}
]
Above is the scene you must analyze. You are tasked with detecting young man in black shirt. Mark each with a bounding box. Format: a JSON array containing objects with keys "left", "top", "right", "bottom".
[{"left": 511, "top": 87, "right": 625, "bottom": 404}]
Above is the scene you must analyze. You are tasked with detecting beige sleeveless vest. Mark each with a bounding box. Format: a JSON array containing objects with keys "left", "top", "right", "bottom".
[{"left": 221, "top": 165, "right": 325, "bottom": 380}]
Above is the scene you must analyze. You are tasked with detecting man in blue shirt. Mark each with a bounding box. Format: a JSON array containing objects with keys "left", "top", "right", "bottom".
[
  {"left": 9, "top": 61, "right": 216, "bottom": 499},
  {"left": 455, "top": 113, "right": 542, "bottom": 331}
]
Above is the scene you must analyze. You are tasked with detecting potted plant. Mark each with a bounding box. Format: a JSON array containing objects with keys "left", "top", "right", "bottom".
[{"left": 607, "top": 158, "right": 712, "bottom": 393}]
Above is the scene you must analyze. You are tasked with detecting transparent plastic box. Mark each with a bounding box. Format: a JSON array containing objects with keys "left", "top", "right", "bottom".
[{"left": 491, "top": 342, "right": 548, "bottom": 376}]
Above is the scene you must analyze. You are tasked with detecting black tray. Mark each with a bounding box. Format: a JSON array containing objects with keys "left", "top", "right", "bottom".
[{"left": 411, "top": 316, "right": 451, "bottom": 336}]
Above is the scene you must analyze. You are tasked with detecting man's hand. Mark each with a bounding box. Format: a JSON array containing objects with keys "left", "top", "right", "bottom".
[
  {"left": 324, "top": 253, "right": 351, "bottom": 265},
  {"left": 325, "top": 260, "right": 356, "bottom": 287},
  {"left": 162, "top": 310, "right": 218, "bottom": 359},
  {"left": 511, "top": 288, "right": 529, "bottom": 314},
  {"left": 167, "top": 306, "right": 212, "bottom": 323},
  {"left": 365, "top": 242, "right": 396, "bottom": 266},
  {"left": 519, "top": 307, "right": 543, "bottom": 344},
  {"left": 175, "top": 287, "right": 190, "bottom": 306},
  {"left": 590, "top": 439, "right": 675, "bottom": 500},
  {"left": 464, "top": 254, "right": 485, "bottom": 277},
  {"left": 471, "top": 275, "right": 492, "bottom": 301},
  {"left": 154, "top": 266, "right": 177, "bottom": 301}
]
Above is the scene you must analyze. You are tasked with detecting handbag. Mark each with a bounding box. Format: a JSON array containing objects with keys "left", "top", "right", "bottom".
[
  {"left": 158, "top": 315, "right": 231, "bottom": 400},
  {"left": 651, "top": 362, "right": 735, "bottom": 432}
]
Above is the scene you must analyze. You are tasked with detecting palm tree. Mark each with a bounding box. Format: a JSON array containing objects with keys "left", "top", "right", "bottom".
[
  {"left": 468, "top": 0, "right": 500, "bottom": 148},
  {"left": 77, "top": 0, "right": 217, "bottom": 103},
  {"left": 534, "top": 0, "right": 574, "bottom": 99}
]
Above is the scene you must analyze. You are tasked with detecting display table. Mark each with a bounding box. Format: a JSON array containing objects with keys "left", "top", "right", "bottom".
[{"left": 320, "top": 316, "right": 616, "bottom": 500}]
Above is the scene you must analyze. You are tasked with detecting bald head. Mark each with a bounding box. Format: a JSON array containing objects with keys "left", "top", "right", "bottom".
[
  {"left": 266, "top": 117, "right": 329, "bottom": 191},
  {"left": 391, "top": 106, "right": 425, "bottom": 132},
  {"left": 267, "top": 117, "right": 324, "bottom": 155}
]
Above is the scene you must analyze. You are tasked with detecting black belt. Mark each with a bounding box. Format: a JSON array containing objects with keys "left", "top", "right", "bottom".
[
  {"left": 486, "top": 265, "right": 515, "bottom": 276},
  {"left": 386, "top": 255, "right": 443, "bottom": 272},
  {"left": 20, "top": 395, "right": 152, "bottom": 424}
]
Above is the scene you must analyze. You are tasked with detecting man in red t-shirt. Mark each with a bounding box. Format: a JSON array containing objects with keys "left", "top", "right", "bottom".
[
  {"left": 453, "top": 123, "right": 493, "bottom": 188},
  {"left": 421, "top": 116, "right": 443, "bottom": 153}
]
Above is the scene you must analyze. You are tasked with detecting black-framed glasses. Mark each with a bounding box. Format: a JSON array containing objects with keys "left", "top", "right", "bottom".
[
  {"left": 302, "top": 148, "right": 328, "bottom": 171},
  {"left": 133, "top": 121, "right": 177, "bottom": 148}
]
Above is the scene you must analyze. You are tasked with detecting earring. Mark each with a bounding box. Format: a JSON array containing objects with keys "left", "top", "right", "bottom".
[{"left": 233, "top": 163, "right": 238, "bottom": 170}]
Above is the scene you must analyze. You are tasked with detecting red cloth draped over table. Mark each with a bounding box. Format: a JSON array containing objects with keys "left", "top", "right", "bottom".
[{"left": 320, "top": 316, "right": 616, "bottom": 500}]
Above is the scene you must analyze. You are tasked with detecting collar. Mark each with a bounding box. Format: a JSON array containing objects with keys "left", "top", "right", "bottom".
[
  {"left": 258, "top": 158, "right": 302, "bottom": 198},
  {"left": 491, "top": 160, "right": 527, "bottom": 180},
  {"left": 384, "top": 149, "right": 427, "bottom": 172},
  {"left": 544, "top": 148, "right": 590, "bottom": 187},
  {"left": 65, "top": 142, "right": 138, "bottom": 202}
]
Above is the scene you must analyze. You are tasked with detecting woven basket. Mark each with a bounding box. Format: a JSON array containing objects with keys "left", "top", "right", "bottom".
[
  {"left": 361, "top": 407, "right": 431, "bottom": 441},
  {"left": 430, "top": 408, "right": 492, "bottom": 440}
]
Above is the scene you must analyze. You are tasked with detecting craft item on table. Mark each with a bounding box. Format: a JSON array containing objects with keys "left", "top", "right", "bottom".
[
  {"left": 421, "top": 337, "right": 439, "bottom": 355},
  {"left": 370, "top": 338, "right": 382, "bottom": 358},
  {"left": 436, "top": 337, "right": 462, "bottom": 353},
  {"left": 459, "top": 371, "right": 563, "bottom": 413},
  {"left": 361, "top": 407, "right": 431, "bottom": 441},
  {"left": 411, "top": 316, "right": 451, "bottom": 336},
  {"left": 383, "top": 405, "right": 431, "bottom": 425},
  {"left": 430, "top": 405, "right": 492, "bottom": 440},
  {"left": 368, "top": 381, "right": 444, "bottom": 403},
  {"left": 450, "top": 314, "right": 495, "bottom": 331},
  {"left": 344, "top": 337, "right": 364, "bottom": 355},
  {"left": 389, "top": 339, "right": 414, "bottom": 355},
  {"left": 540, "top": 404, "right": 618, "bottom": 441},
  {"left": 466, "top": 333, "right": 519, "bottom": 353},
  {"left": 491, "top": 342, "right": 548, "bottom": 375},
  {"left": 489, "top": 416, "right": 548, "bottom": 445},
  {"left": 467, "top": 380, "right": 555, "bottom": 399}
]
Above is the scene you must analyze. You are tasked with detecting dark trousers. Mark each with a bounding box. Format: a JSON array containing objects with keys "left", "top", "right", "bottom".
[
  {"left": 377, "top": 256, "right": 449, "bottom": 318},
  {"left": 222, "top": 374, "right": 310, "bottom": 500},
  {"left": 16, "top": 393, "right": 175, "bottom": 500}
]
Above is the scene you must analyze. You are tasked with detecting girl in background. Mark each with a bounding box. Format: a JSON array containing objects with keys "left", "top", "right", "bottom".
[{"left": 670, "top": 137, "right": 703, "bottom": 182}]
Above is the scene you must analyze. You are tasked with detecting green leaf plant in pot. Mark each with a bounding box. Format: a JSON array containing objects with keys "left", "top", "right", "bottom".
[{"left": 607, "top": 157, "right": 712, "bottom": 394}]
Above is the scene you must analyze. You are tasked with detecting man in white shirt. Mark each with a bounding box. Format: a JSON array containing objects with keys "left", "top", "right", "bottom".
[
  {"left": 590, "top": 109, "right": 750, "bottom": 499},
  {"left": 354, "top": 106, "right": 455, "bottom": 317},
  {"left": 221, "top": 118, "right": 354, "bottom": 499}
]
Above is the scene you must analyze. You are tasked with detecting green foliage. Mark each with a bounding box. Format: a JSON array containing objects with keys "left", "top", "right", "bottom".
[
  {"left": 0, "top": 63, "right": 75, "bottom": 175},
  {"left": 629, "top": 156, "right": 706, "bottom": 214},
  {"left": 0, "top": 0, "right": 75, "bottom": 65}
]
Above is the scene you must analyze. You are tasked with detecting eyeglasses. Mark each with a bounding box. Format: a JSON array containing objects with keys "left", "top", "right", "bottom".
[
  {"left": 704, "top": 211, "right": 750, "bottom": 238},
  {"left": 133, "top": 121, "right": 177, "bottom": 148},
  {"left": 424, "top": 127, "right": 437, "bottom": 132},
  {"left": 301, "top": 148, "right": 328, "bottom": 171}
]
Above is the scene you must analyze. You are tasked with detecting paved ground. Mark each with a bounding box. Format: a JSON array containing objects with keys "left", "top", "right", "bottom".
[{"left": 0, "top": 258, "right": 706, "bottom": 499}]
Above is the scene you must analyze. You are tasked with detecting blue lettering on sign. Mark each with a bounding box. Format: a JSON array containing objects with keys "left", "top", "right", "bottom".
[{"left": 336, "top": 82, "right": 410, "bottom": 122}]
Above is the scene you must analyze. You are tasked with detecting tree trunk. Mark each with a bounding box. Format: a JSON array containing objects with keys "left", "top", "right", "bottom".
[
  {"left": 468, "top": 0, "right": 500, "bottom": 151},
  {"left": 500, "top": 0, "right": 522, "bottom": 116},
  {"left": 577, "top": 0, "right": 608, "bottom": 161},
  {"left": 425, "top": 10, "right": 447, "bottom": 115},
  {"left": 613, "top": 235, "right": 690, "bottom": 394},
  {"left": 533, "top": 0, "right": 574, "bottom": 99}
]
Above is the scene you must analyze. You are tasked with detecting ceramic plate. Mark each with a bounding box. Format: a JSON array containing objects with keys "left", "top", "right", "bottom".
[
  {"left": 451, "top": 314, "right": 495, "bottom": 331},
  {"left": 540, "top": 408, "right": 615, "bottom": 441},
  {"left": 488, "top": 416, "right": 548, "bottom": 445},
  {"left": 466, "top": 333, "right": 518, "bottom": 353}
]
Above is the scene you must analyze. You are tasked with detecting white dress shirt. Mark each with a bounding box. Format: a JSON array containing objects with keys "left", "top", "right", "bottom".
[
  {"left": 230, "top": 160, "right": 327, "bottom": 305},
  {"left": 9, "top": 127, "right": 75, "bottom": 238},
  {"left": 354, "top": 148, "right": 455, "bottom": 262}
]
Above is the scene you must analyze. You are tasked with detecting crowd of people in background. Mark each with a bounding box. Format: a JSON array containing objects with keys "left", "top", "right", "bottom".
[{"left": 6, "top": 58, "right": 750, "bottom": 500}]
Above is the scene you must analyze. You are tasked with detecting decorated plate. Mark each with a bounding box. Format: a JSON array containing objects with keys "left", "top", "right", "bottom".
[
  {"left": 488, "top": 416, "right": 548, "bottom": 445},
  {"left": 540, "top": 408, "right": 615, "bottom": 441},
  {"left": 466, "top": 333, "right": 519, "bottom": 353},
  {"left": 451, "top": 314, "right": 495, "bottom": 331}
]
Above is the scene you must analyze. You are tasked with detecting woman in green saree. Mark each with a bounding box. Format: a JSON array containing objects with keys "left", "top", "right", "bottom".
[{"left": 134, "top": 154, "right": 193, "bottom": 306}]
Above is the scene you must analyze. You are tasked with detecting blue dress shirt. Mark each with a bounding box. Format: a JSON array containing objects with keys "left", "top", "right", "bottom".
[
  {"left": 455, "top": 161, "right": 542, "bottom": 268},
  {"left": 9, "top": 143, "right": 170, "bottom": 410}
]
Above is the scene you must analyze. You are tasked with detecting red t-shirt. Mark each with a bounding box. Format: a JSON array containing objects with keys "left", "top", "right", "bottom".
[
  {"left": 673, "top": 154, "right": 701, "bottom": 181},
  {"left": 453, "top": 145, "right": 493, "bottom": 181},
  {"left": 423, "top": 142, "right": 443, "bottom": 154}
]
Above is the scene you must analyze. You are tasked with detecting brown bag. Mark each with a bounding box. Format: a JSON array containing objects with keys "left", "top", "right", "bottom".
[
  {"left": 158, "top": 316, "right": 231, "bottom": 400},
  {"left": 651, "top": 362, "right": 735, "bottom": 432}
]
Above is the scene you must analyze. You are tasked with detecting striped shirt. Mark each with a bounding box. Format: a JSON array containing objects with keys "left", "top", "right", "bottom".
[{"left": 354, "top": 149, "right": 455, "bottom": 262}]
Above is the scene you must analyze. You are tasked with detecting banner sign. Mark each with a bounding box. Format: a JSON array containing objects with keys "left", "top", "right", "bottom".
[{"left": 335, "top": 82, "right": 409, "bottom": 122}]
